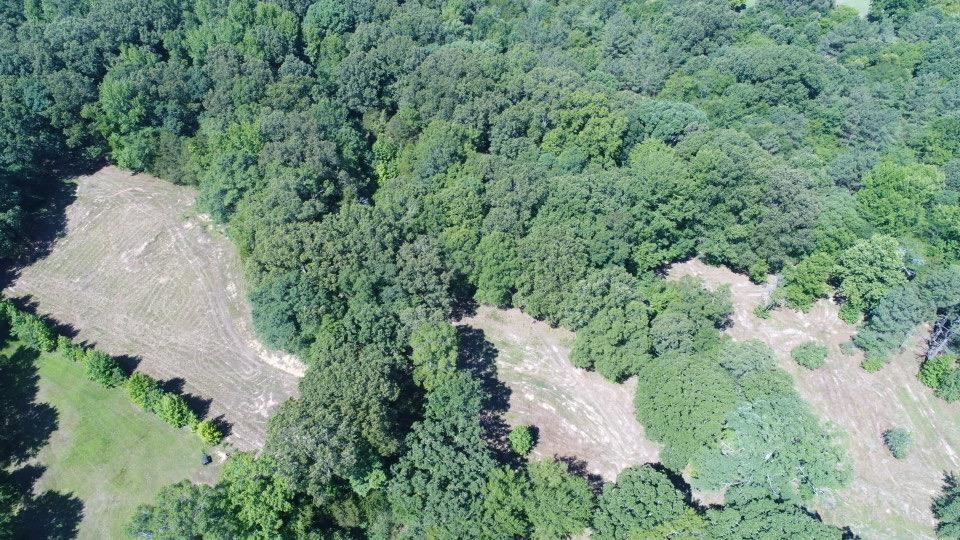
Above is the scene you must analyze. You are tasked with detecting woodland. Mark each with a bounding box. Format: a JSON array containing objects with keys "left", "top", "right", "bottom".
[{"left": 3, "top": 0, "right": 960, "bottom": 538}]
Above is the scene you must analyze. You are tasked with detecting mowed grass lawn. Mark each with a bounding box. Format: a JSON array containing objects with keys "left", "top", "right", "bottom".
[{"left": 3, "top": 340, "right": 213, "bottom": 539}]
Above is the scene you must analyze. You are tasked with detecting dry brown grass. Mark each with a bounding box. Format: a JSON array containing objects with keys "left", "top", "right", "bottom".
[
  {"left": 459, "top": 305, "right": 660, "bottom": 481},
  {"left": 5, "top": 166, "right": 305, "bottom": 449},
  {"left": 671, "top": 259, "right": 960, "bottom": 539}
]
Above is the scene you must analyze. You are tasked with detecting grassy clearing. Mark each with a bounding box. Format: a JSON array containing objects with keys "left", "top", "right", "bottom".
[
  {"left": 837, "top": 0, "right": 871, "bottom": 16},
  {"left": 5, "top": 167, "right": 303, "bottom": 449},
  {"left": 3, "top": 339, "right": 215, "bottom": 539}
]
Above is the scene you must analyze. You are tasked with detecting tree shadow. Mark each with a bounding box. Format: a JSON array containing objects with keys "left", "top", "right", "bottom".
[
  {"left": 211, "top": 414, "right": 233, "bottom": 440},
  {"left": 0, "top": 172, "right": 80, "bottom": 290},
  {"left": 456, "top": 325, "right": 514, "bottom": 464},
  {"left": 16, "top": 490, "right": 84, "bottom": 540},
  {"left": 0, "top": 341, "right": 84, "bottom": 539},
  {"left": 161, "top": 377, "right": 186, "bottom": 394},
  {"left": 0, "top": 347, "right": 58, "bottom": 469},
  {"left": 181, "top": 392, "right": 213, "bottom": 419},
  {"left": 555, "top": 455, "right": 605, "bottom": 496}
]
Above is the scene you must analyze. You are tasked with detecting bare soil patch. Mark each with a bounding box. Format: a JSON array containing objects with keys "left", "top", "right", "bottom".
[
  {"left": 459, "top": 305, "right": 660, "bottom": 481},
  {"left": 5, "top": 166, "right": 305, "bottom": 449},
  {"left": 670, "top": 259, "right": 960, "bottom": 539}
]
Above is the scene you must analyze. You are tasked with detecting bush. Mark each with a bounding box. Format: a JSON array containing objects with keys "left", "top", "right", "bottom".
[
  {"left": 195, "top": 419, "right": 224, "bottom": 445},
  {"left": 83, "top": 349, "right": 126, "bottom": 387},
  {"left": 509, "top": 425, "right": 535, "bottom": 456},
  {"left": 3, "top": 302, "right": 56, "bottom": 352},
  {"left": 920, "top": 354, "right": 957, "bottom": 389},
  {"left": 862, "top": 356, "right": 885, "bottom": 372},
  {"left": 153, "top": 393, "right": 197, "bottom": 428},
  {"left": 883, "top": 428, "right": 913, "bottom": 459},
  {"left": 937, "top": 370, "right": 960, "bottom": 402},
  {"left": 127, "top": 372, "right": 162, "bottom": 410},
  {"left": 791, "top": 342, "right": 828, "bottom": 370}
]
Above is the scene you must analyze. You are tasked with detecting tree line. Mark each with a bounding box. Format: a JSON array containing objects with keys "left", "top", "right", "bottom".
[{"left": 3, "top": 0, "right": 960, "bottom": 537}]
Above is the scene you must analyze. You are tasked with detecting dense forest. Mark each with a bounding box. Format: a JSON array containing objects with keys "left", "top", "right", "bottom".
[{"left": 4, "top": 0, "right": 960, "bottom": 537}]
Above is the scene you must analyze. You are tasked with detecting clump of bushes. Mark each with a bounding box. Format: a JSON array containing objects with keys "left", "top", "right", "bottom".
[
  {"left": 1, "top": 300, "right": 55, "bottom": 352},
  {"left": 127, "top": 371, "right": 223, "bottom": 444},
  {"left": 918, "top": 354, "right": 960, "bottom": 402},
  {"left": 509, "top": 425, "right": 536, "bottom": 456},
  {"left": 883, "top": 428, "right": 913, "bottom": 459},
  {"left": 862, "top": 356, "right": 885, "bottom": 373},
  {"left": 791, "top": 342, "right": 828, "bottom": 370},
  {"left": 3, "top": 297, "right": 222, "bottom": 445}
]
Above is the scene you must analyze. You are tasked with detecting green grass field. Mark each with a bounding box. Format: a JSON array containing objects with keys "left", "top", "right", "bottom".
[{"left": 3, "top": 340, "right": 215, "bottom": 539}]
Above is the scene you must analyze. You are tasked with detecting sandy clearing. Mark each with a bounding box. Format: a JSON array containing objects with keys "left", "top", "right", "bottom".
[
  {"left": 5, "top": 166, "right": 305, "bottom": 449},
  {"left": 459, "top": 305, "right": 660, "bottom": 481},
  {"left": 670, "top": 259, "right": 960, "bottom": 539}
]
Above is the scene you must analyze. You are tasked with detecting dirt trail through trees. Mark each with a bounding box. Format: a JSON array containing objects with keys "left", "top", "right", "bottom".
[
  {"left": 671, "top": 259, "right": 960, "bottom": 539},
  {"left": 5, "top": 167, "right": 305, "bottom": 449}
]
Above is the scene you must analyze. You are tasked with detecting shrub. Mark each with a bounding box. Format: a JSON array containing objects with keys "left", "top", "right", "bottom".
[
  {"left": 127, "top": 372, "right": 162, "bottom": 410},
  {"left": 509, "top": 425, "right": 535, "bottom": 456},
  {"left": 883, "top": 428, "right": 913, "bottom": 459},
  {"left": 153, "top": 393, "right": 196, "bottom": 428},
  {"left": 937, "top": 370, "right": 960, "bottom": 402},
  {"left": 791, "top": 342, "right": 828, "bottom": 370},
  {"left": 195, "top": 419, "right": 224, "bottom": 445},
  {"left": 83, "top": 349, "right": 126, "bottom": 387},
  {"left": 862, "top": 356, "right": 885, "bottom": 372},
  {"left": 3, "top": 302, "right": 56, "bottom": 352},
  {"left": 920, "top": 355, "right": 957, "bottom": 389}
]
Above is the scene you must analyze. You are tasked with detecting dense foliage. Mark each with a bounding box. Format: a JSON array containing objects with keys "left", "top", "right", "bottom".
[{"left": 4, "top": 0, "right": 960, "bottom": 537}]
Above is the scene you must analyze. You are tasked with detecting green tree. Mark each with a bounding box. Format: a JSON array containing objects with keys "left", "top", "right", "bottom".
[
  {"left": 635, "top": 354, "right": 739, "bottom": 471},
  {"left": 195, "top": 420, "right": 224, "bottom": 446},
  {"left": 935, "top": 475, "right": 960, "bottom": 539},
  {"left": 791, "top": 342, "right": 828, "bottom": 370},
  {"left": 153, "top": 393, "right": 196, "bottom": 429},
  {"left": 83, "top": 349, "right": 125, "bottom": 387},
  {"left": 834, "top": 235, "right": 907, "bottom": 316},
  {"left": 508, "top": 425, "right": 535, "bottom": 456},
  {"left": 920, "top": 354, "right": 957, "bottom": 389},
  {"left": 387, "top": 371, "right": 496, "bottom": 538},
  {"left": 592, "top": 464, "right": 690, "bottom": 540},
  {"left": 883, "top": 428, "right": 913, "bottom": 459},
  {"left": 856, "top": 161, "right": 944, "bottom": 237},
  {"left": 127, "top": 372, "right": 161, "bottom": 410},
  {"left": 525, "top": 460, "right": 594, "bottom": 540},
  {"left": 409, "top": 321, "right": 458, "bottom": 390}
]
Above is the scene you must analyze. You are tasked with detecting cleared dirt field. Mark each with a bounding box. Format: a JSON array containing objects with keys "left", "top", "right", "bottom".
[
  {"left": 670, "top": 259, "right": 960, "bottom": 539},
  {"left": 5, "top": 167, "right": 305, "bottom": 450},
  {"left": 459, "top": 305, "right": 660, "bottom": 481}
]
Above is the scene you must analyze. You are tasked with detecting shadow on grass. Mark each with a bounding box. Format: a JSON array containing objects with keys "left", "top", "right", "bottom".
[
  {"left": 16, "top": 490, "right": 84, "bottom": 540},
  {"left": 0, "top": 347, "right": 58, "bottom": 468},
  {"left": 0, "top": 343, "right": 85, "bottom": 538}
]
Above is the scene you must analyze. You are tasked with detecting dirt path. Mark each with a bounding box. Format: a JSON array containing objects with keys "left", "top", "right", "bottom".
[
  {"left": 459, "top": 306, "right": 660, "bottom": 481},
  {"left": 6, "top": 167, "right": 305, "bottom": 449},
  {"left": 670, "top": 259, "right": 960, "bottom": 539}
]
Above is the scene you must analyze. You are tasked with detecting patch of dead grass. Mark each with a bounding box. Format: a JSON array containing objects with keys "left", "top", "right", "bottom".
[
  {"left": 5, "top": 166, "right": 305, "bottom": 449},
  {"left": 670, "top": 259, "right": 960, "bottom": 539}
]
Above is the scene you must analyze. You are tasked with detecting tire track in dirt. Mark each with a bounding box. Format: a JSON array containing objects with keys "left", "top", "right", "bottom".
[{"left": 5, "top": 167, "right": 305, "bottom": 449}]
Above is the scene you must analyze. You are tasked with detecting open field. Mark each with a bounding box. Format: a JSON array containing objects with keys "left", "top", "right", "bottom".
[
  {"left": 459, "top": 306, "right": 660, "bottom": 481},
  {"left": 2, "top": 339, "right": 216, "bottom": 539},
  {"left": 5, "top": 167, "right": 305, "bottom": 449},
  {"left": 670, "top": 259, "right": 960, "bottom": 539},
  {"left": 744, "top": 0, "right": 870, "bottom": 15},
  {"left": 838, "top": 0, "right": 871, "bottom": 16}
]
